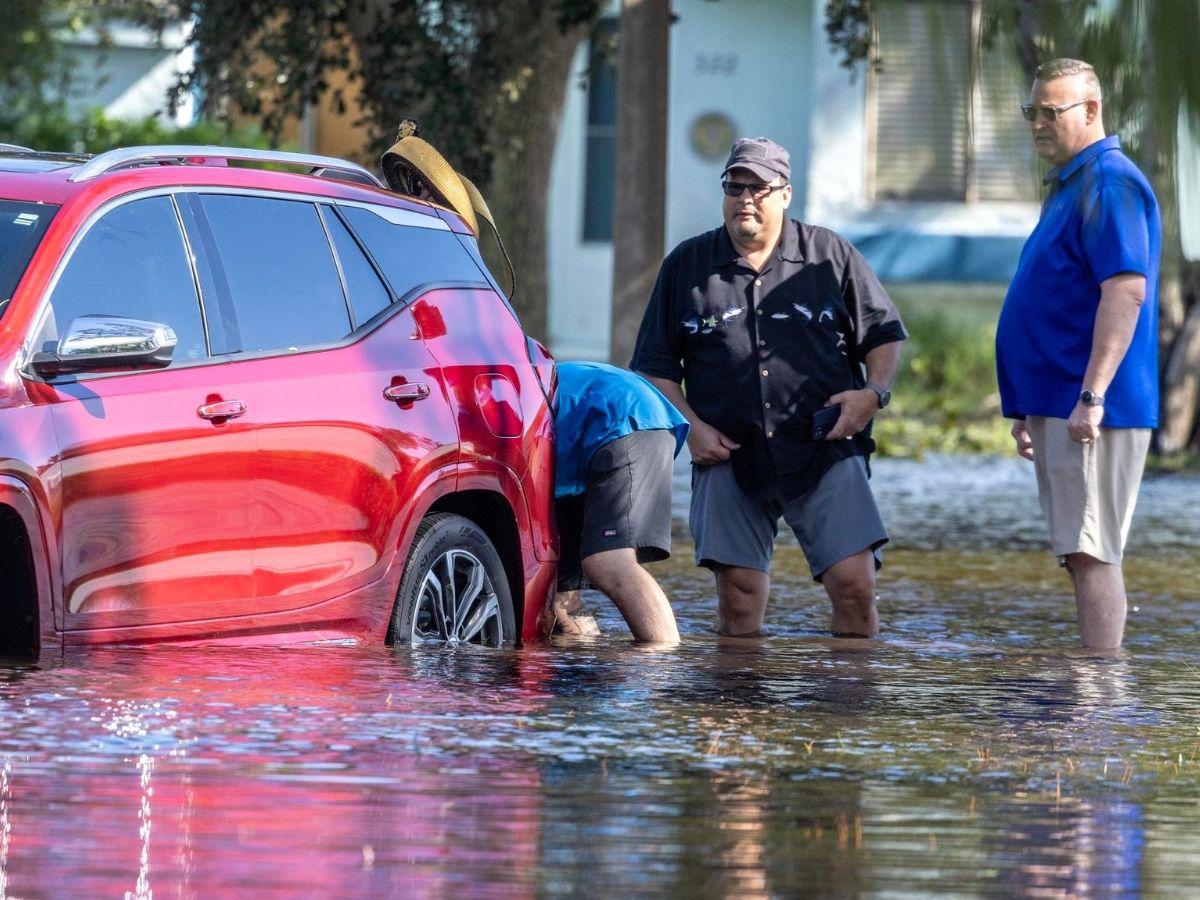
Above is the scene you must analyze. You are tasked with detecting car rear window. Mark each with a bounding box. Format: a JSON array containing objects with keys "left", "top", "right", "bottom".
[
  {"left": 0, "top": 200, "right": 58, "bottom": 321},
  {"left": 339, "top": 206, "right": 488, "bottom": 301}
]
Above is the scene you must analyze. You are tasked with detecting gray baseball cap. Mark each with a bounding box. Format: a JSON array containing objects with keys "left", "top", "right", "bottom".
[{"left": 722, "top": 137, "right": 790, "bottom": 183}]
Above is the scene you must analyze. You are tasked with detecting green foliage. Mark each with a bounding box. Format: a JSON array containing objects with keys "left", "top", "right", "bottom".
[
  {"left": 875, "top": 284, "right": 1013, "bottom": 458},
  {"left": 824, "top": 0, "right": 873, "bottom": 72},
  {"left": 0, "top": 1, "right": 160, "bottom": 141},
  {"left": 124, "top": 0, "right": 603, "bottom": 173},
  {"left": 983, "top": 0, "right": 1200, "bottom": 171},
  {"left": 10, "top": 108, "right": 276, "bottom": 155},
  {"left": 0, "top": 1, "right": 85, "bottom": 138}
]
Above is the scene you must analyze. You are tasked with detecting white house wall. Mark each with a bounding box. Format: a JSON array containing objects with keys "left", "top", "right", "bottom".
[
  {"left": 547, "top": 40, "right": 615, "bottom": 361},
  {"left": 547, "top": 0, "right": 816, "bottom": 362},
  {"left": 663, "top": 0, "right": 813, "bottom": 251},
  {"left": 62, "top": 23, "right": 195, "bottom": 126},
  {"left": 547, "top": 0, "right": 1041, "bottom": 360}
]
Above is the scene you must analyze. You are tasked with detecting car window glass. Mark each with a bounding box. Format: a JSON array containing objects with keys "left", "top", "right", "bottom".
[
  {"left": 36, "top": 196, "right": 206, "bottom": 363},
  {"left": 197, "top": 195, "right": 351, "bottom": 354},
  {"left": 339, "top": 206, "right": 487, "bottom": 301},
  {"left": 0, "top": 200, "right": 58, "bottom": 323},
  {"left": 322, "top": 207, "right": 391, "bottom": 326}
]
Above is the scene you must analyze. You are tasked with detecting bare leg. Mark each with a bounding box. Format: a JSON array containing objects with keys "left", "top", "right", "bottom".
[
  {"left": 582, "top": 548, "right": 679, "bottom": 643},
  {"left": 1065, "top": 553, "right": 1126, "bottom": 649},
  {"left": 715, "top": 566, "right": 770, "bottom": 636},
  {"left": 820, "top": 549, "right": 879, "bottom": 637}
]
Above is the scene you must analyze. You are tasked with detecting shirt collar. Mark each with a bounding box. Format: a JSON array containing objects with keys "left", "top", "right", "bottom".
[
  {"left": 1044, "top": 134, "right": 1121, "bottom": 184},
  {"left": 713, "top": 219, "right": 805, "bottom": 268},
  {"left": 778, "top": 219, "right": 805, "bottom": 262},
  {"left": 712, "top": 225, "right": 740, "bottom": 268}
]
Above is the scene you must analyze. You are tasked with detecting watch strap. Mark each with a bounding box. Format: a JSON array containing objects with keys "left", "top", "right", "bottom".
[{"left": 865, "top": 382, "right": 889, "bottom": 407}]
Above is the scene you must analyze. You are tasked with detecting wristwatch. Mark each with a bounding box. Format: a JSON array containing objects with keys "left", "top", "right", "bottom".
[
  {"left": 1079, "top": 389, "right": 1105, "bottom": 407},
  {"left": 865, "top": 382, "right": 892, "bottom": 409}
]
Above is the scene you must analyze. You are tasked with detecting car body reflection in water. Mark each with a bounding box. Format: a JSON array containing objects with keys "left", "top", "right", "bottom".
[
  {"left": 0, "top": 647, "right": 550, "bottom": 897},
  {"left": 1, "top": 454, "right": 1198, "bottom": 895}
]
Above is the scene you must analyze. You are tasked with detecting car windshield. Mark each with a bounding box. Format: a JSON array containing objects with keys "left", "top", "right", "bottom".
[{"left": 0, "top": 199, "right": 58, "bottom": 321}]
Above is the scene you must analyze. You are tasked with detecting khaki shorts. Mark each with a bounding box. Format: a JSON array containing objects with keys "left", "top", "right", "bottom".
[{"left": 1027, "top": 416, "right": 1150, "bottom": 565}]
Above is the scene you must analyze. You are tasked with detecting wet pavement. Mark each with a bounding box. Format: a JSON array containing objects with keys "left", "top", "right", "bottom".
[{"left": 2, "top": 454, "right": 1199, "bottom": 896}]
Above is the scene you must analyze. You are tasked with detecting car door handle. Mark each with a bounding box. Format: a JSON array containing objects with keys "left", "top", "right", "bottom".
[
  {"left": 197, "top": 399, "right": 247, "bottom": 420},
  {"left": 383, "top": 383, "right": 430, "bottom": 403}
]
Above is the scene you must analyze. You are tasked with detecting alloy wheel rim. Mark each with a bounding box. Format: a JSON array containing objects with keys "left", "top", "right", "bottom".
[{"left": 410, "top": 549, "right": 504, "bottom": 646}]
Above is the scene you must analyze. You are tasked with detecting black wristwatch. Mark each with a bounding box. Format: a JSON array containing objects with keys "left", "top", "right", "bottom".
[
  {"left": 1079, "top": 389, "right": 1105, "bottom": 407},
  {"left": 866, "top": 382, "right": 891, "bottom": 409}
]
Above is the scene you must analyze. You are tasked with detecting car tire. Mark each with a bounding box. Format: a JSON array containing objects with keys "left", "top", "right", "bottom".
[{"left": 390, "top": 512, "right": 516, "bottom": 647}]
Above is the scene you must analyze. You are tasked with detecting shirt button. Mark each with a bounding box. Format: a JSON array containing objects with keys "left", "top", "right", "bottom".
[
  {"left": 758, "top": 339, "right": 766, "bottom": 347},
  {"left": 755, "top": 279, "right": 762, "bottom": 287},
  {"left": 767, "top": 430, "right": 774, "bottom": 438},
  {"left": 761, "top": 369, "right": 768, "bottom": 377},
  {"left": 756, "top": 309, "right": 763, "bottom": 316},
  {"left": 764, "top": 401, "right": 772, "bottom": 409}
]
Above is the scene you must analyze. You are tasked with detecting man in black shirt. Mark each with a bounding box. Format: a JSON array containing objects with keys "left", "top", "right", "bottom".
[{"left": 631, "top": 137, "right": 906, "bottom": 638}]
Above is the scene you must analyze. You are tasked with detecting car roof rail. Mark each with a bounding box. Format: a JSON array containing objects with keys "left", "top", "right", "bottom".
[
  {"left": 67, "top": 145, "right": 386, "bottom": 188},
  {"left": 0, "top": 143, "right": 34, "bottom": 153}
]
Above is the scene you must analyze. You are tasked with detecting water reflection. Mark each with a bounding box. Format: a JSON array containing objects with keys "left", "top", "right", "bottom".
[{"left": 0, "top": 456, "right": 1197, "bottom": 894}]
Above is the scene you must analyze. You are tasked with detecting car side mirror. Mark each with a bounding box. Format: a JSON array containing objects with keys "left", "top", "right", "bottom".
[{"left": 30, "top": 314, "right": 177, "bottom": 378}]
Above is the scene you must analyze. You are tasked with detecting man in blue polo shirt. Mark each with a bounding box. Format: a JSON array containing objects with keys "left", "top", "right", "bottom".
[
  {"left": 550, "top": 361, "right": 689, "bottom": 643},
  {"left": 996, "top": 58, "right": 1160, "bottom": 650}
]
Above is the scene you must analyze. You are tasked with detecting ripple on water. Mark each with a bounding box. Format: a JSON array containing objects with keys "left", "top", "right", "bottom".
[{"left": 0, "top": 455, "right": 1198, "bottom": 894}]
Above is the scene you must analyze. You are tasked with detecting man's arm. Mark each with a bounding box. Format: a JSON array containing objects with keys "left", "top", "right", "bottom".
[
  {"left": 824, "top": 339, "right": 903, "bottom": 441},
  {"left": 643, "top": 375, "right": 741, "bottom": 465},
  {"left": 1067, "top": 273, "right": 1146, "bottom": 443}
]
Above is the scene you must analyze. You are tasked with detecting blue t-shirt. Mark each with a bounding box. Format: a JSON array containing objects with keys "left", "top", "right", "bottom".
[
  {"left": 996, "top": 135, "right": 1160, "bottom": 427},
  {"left": 554, "top": 361, "right": 689, "bottom": 498}
]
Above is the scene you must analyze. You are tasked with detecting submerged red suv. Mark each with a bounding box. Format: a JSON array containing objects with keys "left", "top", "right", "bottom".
[{"left": 0, "top": 145, "right": 556, "bottom": 656}]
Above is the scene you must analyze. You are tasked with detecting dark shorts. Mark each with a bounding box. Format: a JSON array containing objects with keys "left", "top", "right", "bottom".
[
  {"left": 555, "top": 430, "right": 676, "bottom": 592},
  {"left": 690, "top": 455, "right": 888, "bottom": 581}
]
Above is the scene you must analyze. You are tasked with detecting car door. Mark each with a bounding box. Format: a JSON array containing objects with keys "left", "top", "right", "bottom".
[
  {"left": 25, "top": 194, "right": 259, "bottom": 630},
  {"left": 182, "top": 193, "right": 459, "bottom": 610},
  {"left": 338, "top": 205, "right": 555, "bottom": 563}
]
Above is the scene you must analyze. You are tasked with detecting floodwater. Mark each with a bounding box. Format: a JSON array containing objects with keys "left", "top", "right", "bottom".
[{"left": 2, "top": 454, "right": 1199, "bottom": 897}]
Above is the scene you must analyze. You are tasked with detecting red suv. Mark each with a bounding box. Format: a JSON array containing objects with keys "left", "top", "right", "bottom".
[{"left": 0, "top": 145, "right": 556, "bottom": 656}]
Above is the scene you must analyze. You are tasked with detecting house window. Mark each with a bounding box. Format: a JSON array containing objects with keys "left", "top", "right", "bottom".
[
  {"left": 868, "top": 0, "right": 1038, "bottom": 202},
  {"left": 582, "top": 18, "right": 618, "bottom": 242}
]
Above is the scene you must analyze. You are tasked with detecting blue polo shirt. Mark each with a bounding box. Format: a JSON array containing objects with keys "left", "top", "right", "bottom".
[
  {"left": 996, "top": 135, "right": 1160, "bottom": 427},
  {"left": 554, "top": 361, "right": 689, "bottom": 498}
]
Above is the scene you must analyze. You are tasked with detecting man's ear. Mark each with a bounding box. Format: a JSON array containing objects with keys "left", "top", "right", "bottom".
[
  {"left": 782, "top": 185, "right": 793, "bottom": 209},
  {"left": 1086, "top": 98, "right": 1102, "bottom": 125}
]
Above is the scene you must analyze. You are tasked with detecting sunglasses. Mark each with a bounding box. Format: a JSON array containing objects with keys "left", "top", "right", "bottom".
[
  {"left": 1020, "top": 99, "right": 1089, "bottom": 122},
  {"left": 721, "top": 181, "right": 787, "bottom": 200}
]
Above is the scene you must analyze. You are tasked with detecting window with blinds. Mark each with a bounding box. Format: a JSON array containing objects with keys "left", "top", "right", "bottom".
[{"left": 869, "top": 0, "right": 1039, "bottom": 202}]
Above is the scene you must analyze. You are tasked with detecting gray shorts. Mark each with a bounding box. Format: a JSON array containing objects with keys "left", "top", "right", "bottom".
[
  {"left": 690, "top": 455, "right": 888, "bottom": 581},
  {"left": 556, "top": 430, "right": 676, "bottom": 592}
]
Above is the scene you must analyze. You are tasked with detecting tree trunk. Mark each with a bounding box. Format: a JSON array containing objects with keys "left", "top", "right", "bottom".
[
  {"left": 485, "top": 24, "right": 589, "bottom": 342},
  {"left": 609, "top": 0, "right": 670, "bottom": 366},
  {"left": 1157, "top": 261, "right": 1200, "bottom": 453}
]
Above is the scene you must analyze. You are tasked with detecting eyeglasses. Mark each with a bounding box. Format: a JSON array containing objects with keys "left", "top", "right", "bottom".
[
  {"left": 1020, "top": 99, "right": 1090, "bottom": 122},
  {"left": 721, "top": 181, "right": 787, "bottom": 200}
]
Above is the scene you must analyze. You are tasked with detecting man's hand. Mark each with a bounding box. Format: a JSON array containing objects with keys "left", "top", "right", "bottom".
[
  {"left": 1011, "top": 420, "right": 1034, "bottom": 460},
  {"left": 824, "top": 389, "right": 878, "bottom": 441},
  {"left": 688, "top": 420, "right": 741, "bottom": 465},
  {"left": 1067, "top": 401, "right": 1104, "bottom": 444}
]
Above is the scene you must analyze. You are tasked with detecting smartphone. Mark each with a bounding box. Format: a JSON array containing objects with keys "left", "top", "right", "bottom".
[{"left": 810, "top": 404, "right": 842, "bottom": 441}]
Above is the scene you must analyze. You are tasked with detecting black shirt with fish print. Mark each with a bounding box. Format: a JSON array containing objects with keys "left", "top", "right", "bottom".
[{"left": 631, "top": 218, "right": 906, "bottom": 498}]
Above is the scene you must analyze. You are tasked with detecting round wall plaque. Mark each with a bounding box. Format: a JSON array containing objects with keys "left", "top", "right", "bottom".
[{"left": 690, "top": 112, "right": 736, "bottom": 161}]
